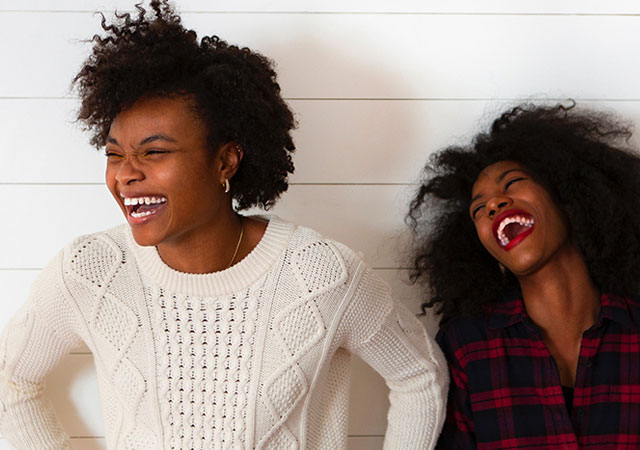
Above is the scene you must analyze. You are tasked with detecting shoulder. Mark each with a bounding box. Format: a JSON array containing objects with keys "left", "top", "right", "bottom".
[
  {"left": 269, "top": 217, "right": 383, "bottom": 310},
  {"left": 21, "top": 224, "right": 131, "bottom": 323},
  {"left": 620, "top": 294, "right": 640, "bottom": 329},
  {"left": 59, "top": 224, "right": 131, "bottom": 287},
  {"left": 285, "top": 219, "right": 365, "bottom": 279}
]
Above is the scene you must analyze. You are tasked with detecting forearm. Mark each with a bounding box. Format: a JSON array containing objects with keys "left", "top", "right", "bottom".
[
  {"left": 0, "top": 250, "right": 80, "bottom": 449},
  {"left": 352, "top": 316, "right": 448, "bottom": 449},
  {"left": 346, "top": 301, "right": 447, "bottom": 446},
  {"left": 0, "top": 373, "right": 71, "bottom": 449},
  {"left": 384, "top": 369, "right": 448, "bottom": 450},
  {"left": 337, "top": 261, "right": 448, "bottom": 448}
]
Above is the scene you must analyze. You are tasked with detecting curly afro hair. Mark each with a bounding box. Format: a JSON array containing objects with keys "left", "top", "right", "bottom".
[
  {"left": 407, "top": 102, "right": 640, "bottom": 325},
  {"left": 73, "top": 0, "right": 296, "bottom": 210}
]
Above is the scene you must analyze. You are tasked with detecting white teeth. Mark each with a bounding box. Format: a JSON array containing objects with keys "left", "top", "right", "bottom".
[
  {"left": 496, "top": 215, "right": 534, "bottom": 247},
  {"left": 131, "top": 210, "right": 154, "bottom": 218},
  {"left": 123, "top": 196, "right": 167, "bottom": 206}
]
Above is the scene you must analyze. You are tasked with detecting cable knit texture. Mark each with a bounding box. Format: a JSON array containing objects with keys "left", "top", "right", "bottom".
[{"left": 0, "top": 216, "right": 448, "bottom": 449}]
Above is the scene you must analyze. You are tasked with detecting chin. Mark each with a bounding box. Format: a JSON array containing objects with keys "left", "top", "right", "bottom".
[
  {"left": 505, "top": 258, "right": 544, "bottom": 277},
  {"left": 129, "top": 228, "right": 162, "bottom": 247}
]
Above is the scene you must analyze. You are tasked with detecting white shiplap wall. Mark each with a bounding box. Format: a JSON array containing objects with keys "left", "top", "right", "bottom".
[{"left": 2, "top": 1, "right": 640, "bottom": 449}]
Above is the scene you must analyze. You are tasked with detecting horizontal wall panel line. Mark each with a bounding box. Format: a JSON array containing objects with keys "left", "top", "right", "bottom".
[
  {"left": 1, "top": 10, "right": 639, "bottom": 17},
  {"left": 4, "top": 96, "right": 640, "bottom": 102},
  {"left": 286, "top": 98, "right": 640, "bottom": 102}
]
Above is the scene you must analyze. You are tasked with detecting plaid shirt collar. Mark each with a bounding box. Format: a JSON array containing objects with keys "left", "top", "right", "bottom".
[{"left": 488, "top": 291, "right": 635, "bottom": 330}]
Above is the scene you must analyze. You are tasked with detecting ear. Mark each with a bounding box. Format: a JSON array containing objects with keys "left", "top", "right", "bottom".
[{"left": 217, "top": 142, "right": 244, "bottom": 184}]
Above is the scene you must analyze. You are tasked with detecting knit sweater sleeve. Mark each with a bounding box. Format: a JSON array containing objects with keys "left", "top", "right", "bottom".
[
  {"left": 339, "top": 258, "right": 449, "bottom": 450},
  {"left": 0, "top": 247, "right": 82, "bottom": 449}
]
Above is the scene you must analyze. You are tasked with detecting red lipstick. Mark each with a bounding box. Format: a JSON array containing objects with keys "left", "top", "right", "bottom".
[{"left": 492, "top": 209, "right": 535, "bottom": 251}]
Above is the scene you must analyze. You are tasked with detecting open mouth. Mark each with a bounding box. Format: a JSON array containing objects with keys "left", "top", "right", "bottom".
[
  {"left": 492, "top": 209, "right": 535, "bottom": 250},
  {"left": 122, "top": 195, "right": 167, "bottom": 219}
]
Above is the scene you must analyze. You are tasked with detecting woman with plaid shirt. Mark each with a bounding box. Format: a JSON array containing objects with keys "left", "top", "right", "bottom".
[{"left": 407, "top": 103, "right": 640, "bottom": 449}]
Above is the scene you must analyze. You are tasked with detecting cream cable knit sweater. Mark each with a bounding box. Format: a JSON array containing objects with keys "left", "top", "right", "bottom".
[{"left": 0, "top": 217, "right": 448, "bottom": 449}]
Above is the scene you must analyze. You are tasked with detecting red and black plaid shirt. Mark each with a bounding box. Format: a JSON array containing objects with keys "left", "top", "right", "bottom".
[{"left": 436, "top": 292, "right": 640, "bottom": 449}]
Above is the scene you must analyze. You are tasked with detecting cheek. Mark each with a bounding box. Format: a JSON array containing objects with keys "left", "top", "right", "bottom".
[{"left": 475, "top": 222, "right": 493, "bottom": 248}]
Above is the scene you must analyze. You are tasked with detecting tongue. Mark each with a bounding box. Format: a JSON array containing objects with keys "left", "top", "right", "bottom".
[
  {"left": 505, "top": 222, "right": 529, "bottom": 241},
  {"left": 135, "top": 203, "right": 163, "bottom": 213}
]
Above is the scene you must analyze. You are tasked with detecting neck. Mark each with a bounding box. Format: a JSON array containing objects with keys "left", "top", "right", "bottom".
[
  {"left": 156, "top": 206, "right": 243, "bottom": 274},
  {"left": 518, "top": 241, "right": 600, "bottom": 333}
]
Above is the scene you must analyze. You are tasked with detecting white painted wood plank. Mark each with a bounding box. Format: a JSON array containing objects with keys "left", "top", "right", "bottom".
[
  {"left": 0, "top": 99, "right": 103, "bottom": 184},
  {"left": 5, "top": 98, "right": 640, "bottom": 184},
  {"left": 2, "top": 97, "right": 485, "bottom": 184},
  {"left": 0, "top": 185, "right": 123, "bottom": 269},
  {"left": 266, "top": 184, "right": 413, "bottom": 269},
  {"left": 348, "top": 354, "right": 389, "bottom": 436},
  {"left": 348, "top": 435, "right": 384, "bottom": 449},
  {"left": 3, "top": 13, "right": 640, "bottom": 100},
  {"left": 0, "top": 184, "right": 413, "bottom": 269},
  {"left": 44, "top": 354, "right": 103, "bottom": 438},
  {"left": 66, "top": 439, "right": 105, "bottom": 450},
  {"left": 4, "top": 0, "right": 640, "bottom": 14}
]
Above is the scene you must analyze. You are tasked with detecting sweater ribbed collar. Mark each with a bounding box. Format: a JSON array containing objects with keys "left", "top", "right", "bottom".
[{"left": 127, "top": 215, "right": 294, "bottom": 297}]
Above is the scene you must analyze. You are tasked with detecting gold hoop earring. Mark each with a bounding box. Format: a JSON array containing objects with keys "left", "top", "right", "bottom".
[{"left": 223, "top": 178, "right": 230, "bottom": 193}]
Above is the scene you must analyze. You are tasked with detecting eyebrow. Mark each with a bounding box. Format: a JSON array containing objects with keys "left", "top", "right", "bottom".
[
  {"left": 470, "top": 168, "right": 527, "bottom": 204},
  {"left": 139, "top": 133, "right": 177, "bottom": 146},
  {"left": 497, "top": 168, "right": 525, "bottom": 182},
  {"left": 105, "top": 134, "right": 177, "bottom": 146}
]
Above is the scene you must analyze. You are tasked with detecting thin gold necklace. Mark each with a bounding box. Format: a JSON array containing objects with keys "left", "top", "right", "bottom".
[{"left": 227, "top": 218, "right": 244, "bottom": 268}]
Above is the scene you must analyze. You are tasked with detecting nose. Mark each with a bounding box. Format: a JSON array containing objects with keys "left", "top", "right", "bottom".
[
  {"left": 115, "top": 156, "right": 145, "bottom": 185},
  {"left": 486, "top": 195, "right": 512, "bottom": 219}
]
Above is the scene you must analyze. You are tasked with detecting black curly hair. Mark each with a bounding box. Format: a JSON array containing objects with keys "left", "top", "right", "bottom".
[
  {"left": 73, "top": 0, "right": 296, "bottom": 210},
  {"left": 407, "top": 102, "right": 640, "bottom": 326}
]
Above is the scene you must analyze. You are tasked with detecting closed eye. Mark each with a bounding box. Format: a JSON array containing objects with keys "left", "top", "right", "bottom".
[
  {"left": 144, "top": 150, "right": 168, "bottom": 156},
  {"left": 471, "top": 203, "right": 485, "bottom": 220},
  {"left": 504, "top": 177, "right": 527, "bottom": 190}
]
